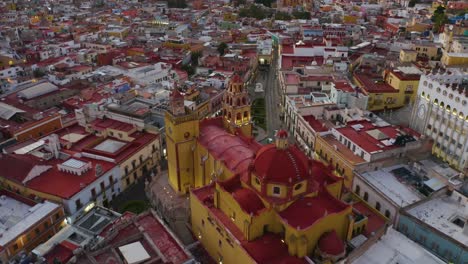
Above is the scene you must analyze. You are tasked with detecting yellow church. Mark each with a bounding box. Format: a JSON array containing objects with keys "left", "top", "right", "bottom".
[{"left": 164, "top": 75, "right": 386, "bottom": 263}]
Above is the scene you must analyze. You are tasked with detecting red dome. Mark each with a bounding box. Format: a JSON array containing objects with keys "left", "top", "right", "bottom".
[
  {"left": 318, "top": 230, "right": 345, "bottom": 256},
  {"left": 276, "top": 129, "right": 288, "bottom": 138},
  {"left": 253, "top": 144, "right": 309, "bottom": 185}
]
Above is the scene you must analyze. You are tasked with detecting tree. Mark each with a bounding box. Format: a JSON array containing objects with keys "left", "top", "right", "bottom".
[
  {"left": 275, "top": 11, "right": 292, "bottom": 21},
  {"left": 33, "top": 68, "right": 45, "bottom": 78},
  {"left": 217, "top": 42, "right": 228, "bottom": 56},
  {"left": 181, "top": 64, "right": 195, "bottom": 76},
  {"left": 408, "top": 0, "right": 417, "bottom": 7},
  {"left": 191, "top": 51, "right": 202, "bottom": 66},
  {"left": 432, "top": 6, "right": 448, "bottom": 32},
  {"left": 255, "top": 0, "right": 274, "bottom": 7},
  {"left": 292, "top": 10, "right": 311, "bottom": 19},
  {"left": 167, "top": 0, "right": 187, "bottom": 8}
]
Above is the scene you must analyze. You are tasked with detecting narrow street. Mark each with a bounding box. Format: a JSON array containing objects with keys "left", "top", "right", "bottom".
[{"left": 254, "top": 46, "right": 282, "bottom": 138}]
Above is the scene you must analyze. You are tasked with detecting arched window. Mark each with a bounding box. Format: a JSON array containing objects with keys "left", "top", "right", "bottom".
[
  {"left": 375, "top": 202, "right": 381, "bottom": 211},
  {"left": 355, "top": 185, "right": 360, "bottom": 195},
  {"left": 385, "top": 210, "right": 391, "bottom": 218},
  {"left": 228, "top": 112, "right": 231, "bottom": 119},
  {"left": 242, "top": 97, "right": 246, "bottom": 105},
  {"left": 363, "top": 192, "right": 369, "bottom": 201},
  {"left": 237, "top": 98, "right": 241, "bottom": 106},
  {"left": 440, "top": 101, "right": 445, "bottom": 107},
  {"left": 434, "top": 98, "right": 439, "bottom": 105},
  {"left": 243, "top": 111, "right": 248, "bottom": 118},
  {"left": 236, "top": 112, "right": 241, "bottom": 121}
]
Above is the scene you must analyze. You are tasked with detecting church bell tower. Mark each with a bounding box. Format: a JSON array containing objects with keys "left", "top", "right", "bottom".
[{"left": 222, "top": 74, "right": 252, "bottom": 136}]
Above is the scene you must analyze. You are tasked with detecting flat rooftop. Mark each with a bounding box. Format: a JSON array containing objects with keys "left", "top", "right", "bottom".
[
  {"left": 359, "top": 165, "right": 424, "bottom": 207},
  {"left": 93, "top": 139, "right": 127, "bottom": 153},
  {"left": 0, "top": 190, "right": 60, "bottom": 247},
  {"left": 352, "top": 228, "right": 445, "bottom": 264},
  {"left": 406, "top": 191, "right": 468, "bottom": 246}
]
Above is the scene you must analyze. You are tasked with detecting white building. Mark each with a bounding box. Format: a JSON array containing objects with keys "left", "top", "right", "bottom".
[
  {"left": 353, "top": 164, "right": 428, "bottom": 225},
  {"left": 352, "top": 228, "right": 445, "bottom": 264},
  {"left": 124, "top": 62, "right": 174, "bottom": 86},
  {"left": 409, "top": 69, "right": 468, "bottom": 173}
]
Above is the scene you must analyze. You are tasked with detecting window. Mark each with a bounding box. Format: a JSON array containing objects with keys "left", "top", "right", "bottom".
[
  {"left": 75, "top": 199, "right": 82, "bottom": 210},
  {"left": 35, "top": 228, "right": 40, "bottom": 235},
  {"left": 385, "top": 210, "right": 391, "bottom": 218},
  {"left": 294, "top": 183, "right": 303, "bottom": 191},
  {"left": 254, "top": 177, "right": 260, "bottom": 185},
  {"left": 44, "top": 222, "right": 49, "bottom": 229},
  {"left": 375, "top": 202, "right": 381, "bottom": 211},
  {"left": 451, "top": 216, "right": 465, "bottom": 228},
  {"left": 13, "top": 243, "right": 19, "bottom": 251},
  {"left": 363, "top": 192, "right": 368, "bottom": 201},
  {"left": 55, "top": 213, "right": 60, "bottom": 220},
  {"left": 355, "top": 185, "right": 360, "bottom": 195},
  {"left": 273, "top": 186, "right": 281, "bottom": 195},
  {"left": 91, "top": 188, "right": 96, "bottom": 198}
]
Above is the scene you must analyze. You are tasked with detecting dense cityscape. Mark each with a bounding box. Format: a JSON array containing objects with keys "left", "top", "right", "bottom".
[{"left": 0, "top": 0, "right": 467, "bottom": 263}]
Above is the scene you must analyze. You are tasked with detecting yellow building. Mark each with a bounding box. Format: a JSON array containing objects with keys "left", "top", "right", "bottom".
[
  {"left": 384, "top": 67, "right": 421, "bottom": 105},
  {"left": 314, "top": 134, "right": 367, "bottom": 188},
  {"left": 412, "top": 43, "right": 439, "bottom": 60},
  {"left": 399, "top": 49, "right": 418, "bottom": 63},
  {"left": 353, "top": 67, "right": 421, "bottom": 111},
  {"left": 165, "top": 75, "right": 252, "bottom": 194},
  {"left": 165, "top": 75, "right": 388, "bottom": 263},
  {"left": 441, "top": 51, "right": 468, "bottom": 66}
]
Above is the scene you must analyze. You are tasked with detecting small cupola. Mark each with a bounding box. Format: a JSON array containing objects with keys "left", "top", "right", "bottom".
[{"left": 275, "top": 129, "right": 289, "bottom": 149}]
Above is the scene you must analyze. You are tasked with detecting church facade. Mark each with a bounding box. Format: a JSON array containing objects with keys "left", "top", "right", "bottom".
[{"left": 164, "top": 75, "right": 387, "bottom": 263}]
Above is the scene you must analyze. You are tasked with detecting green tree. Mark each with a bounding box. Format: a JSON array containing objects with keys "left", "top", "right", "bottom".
[
  {"left": 255, "top": 0, "right": 274, "bottom": 7},
  {"left": 191, "top": 51, "right": 202, "bottom": 66},
  {"left": 168, "top": 0, "right": 187, "bottom": 8},
  {"left": 275, "top": 11, "right": 292, "bottom": 20},
  {"left": 408, "top": 0, "right": 417, "bottom": 7},
  {"left": 33, "top": 69, "right": 45, "bottom": 78},
  {"left": 292, "top": 10, "right": 311, "bottom": 19},
  {"left": 217, "top": 42, "right": 228, "bottom": 56},
  {"left": 432, "top": 6, "right": 448, "bottom": 32},
  {"left": 181, "top": 64, "right": 195, "bottom": 76}
]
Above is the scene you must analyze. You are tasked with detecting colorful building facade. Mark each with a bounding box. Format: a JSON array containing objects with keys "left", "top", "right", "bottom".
[{"left": 165, "top": 76, "right": 388, "bottom": 263}]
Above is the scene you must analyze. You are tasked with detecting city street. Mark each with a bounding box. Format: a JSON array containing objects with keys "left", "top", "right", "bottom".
[{"left": 253, "top": 46, "right": 282, "bottom": 139}]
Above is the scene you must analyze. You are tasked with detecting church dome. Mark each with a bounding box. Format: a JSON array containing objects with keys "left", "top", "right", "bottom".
[{"left": 253, "top": 143, "right": 309, "bottom": 185}]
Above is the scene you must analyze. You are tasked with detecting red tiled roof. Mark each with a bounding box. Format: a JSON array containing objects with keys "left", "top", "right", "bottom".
[
  {"left": 333, "top": 80, "right": 355, "bottom": 93},
  {"left": 254, "top": 144, "right": 308, "bottom": 185},
  {"left": 243, "top": 233, "right": 307, "bottom": 264},
  {"left": 91, "top": 118, "right": 135, "bottom": 132},
  {"left": 219, "top": 175, "right": 265, "bottom": 215},
  {"left": 303, "top": 115, "right": 328, "bottom": 132},
  {"left": 318, "top": 230, "right": 345, "bottom": 256},
  {"left": 44, "top": 243, "right": 74, "bottom": 264},
  {"left": 198, "top": 118, "right": 261, "bottom": 174},
  {"left": 335, "top": 120, "right": 416, "bottom": 153},
  {"left": 353, "top": 73, "right": 397, "bottom": 93},
  {"left": 281, "top": 56, "right": 324, "bottom": 70},
  {"left": 353, "top": 201, "right": 387, "bottom": 237},
  {"left": 0, "top": 154, "right": 36, "bottom": 183},
  {"left": 279, "top": 189, "right": 350, "bottom": 229}
]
